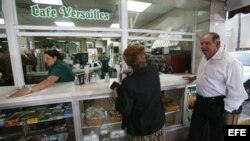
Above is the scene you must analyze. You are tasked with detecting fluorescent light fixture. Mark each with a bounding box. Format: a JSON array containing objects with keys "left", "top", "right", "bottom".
[
  {"left": 46, "top": 37, "right": 55, "bottom": 40},
  {"left": 57, "top": 40, "right": 66, "bottom": 42},
  {"left": 0, "top": 19, "right": 5, "bottom": 24},
  {"left": 110, "top": 23, "right": 120, "bottom": 28},
  {"left": 128, "top": 1, "right": 151, "bottom": 12},
  {"left": 54, "top": 21, "right": 75, "bottom": 27},
  {"left": 32, "top": 0, "right": 63, "bottom": 5}
]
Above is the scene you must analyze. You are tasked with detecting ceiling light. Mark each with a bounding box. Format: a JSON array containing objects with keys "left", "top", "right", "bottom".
[
  {"left": 128, "top": 1, "right": 151, "bottom": 12},
  {"left": 46, "top": 38, "right": 55, "bottom": 40},
  {"left": 54, "top": 21, "right": 75, "bottom": 27},
  {"left": 57, "top": 40, "right": 66, "bottom": 42},
  {"left": 32, "top": 0, "right": 63, "bottom": 5},
  {"left": 0, "top": 19, "right": 5, "bottom": 24},
  {"left": 110, "top": 23, "right": 119, "bottom": 28}
]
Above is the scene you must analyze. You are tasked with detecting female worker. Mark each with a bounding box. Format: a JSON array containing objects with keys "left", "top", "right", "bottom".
[{"left": 8, "top": 49, "right": 74, "bottom": 98}]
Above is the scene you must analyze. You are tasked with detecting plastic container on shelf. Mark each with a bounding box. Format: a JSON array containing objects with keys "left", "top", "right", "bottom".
[
  {"left": 110, "top": 129, "right": 125, "bottom": 139},
  {"left": 83, "top": 130, "right": 99, "bottom": 141}
]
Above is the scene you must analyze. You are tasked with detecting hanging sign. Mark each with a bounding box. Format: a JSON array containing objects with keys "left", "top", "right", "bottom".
[{"left": 30, "top": 4, "right": 110, "bottom": 20}]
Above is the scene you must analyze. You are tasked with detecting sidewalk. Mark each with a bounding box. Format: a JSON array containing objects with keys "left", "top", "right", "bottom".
[{"left": 238, "top": 101, "right": 250, "bottom": 124}]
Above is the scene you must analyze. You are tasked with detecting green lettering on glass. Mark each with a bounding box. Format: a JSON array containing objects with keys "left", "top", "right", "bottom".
[
  {"left": 30, "top": 4, "right": 110, "bottom": 20},
  {"left": 59, "top": 6, "right": 72, "bottom": 18},
  {"left": 30, "top": 4, "right": 57, "bottom": 18}
]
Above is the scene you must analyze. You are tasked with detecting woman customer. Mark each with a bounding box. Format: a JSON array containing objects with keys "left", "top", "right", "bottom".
[
  {"left": 114, "top": 44, "right": 166, "bottom": 141},
  {"left": 8, "top": 49, "right": 74, "bottom": 98}
]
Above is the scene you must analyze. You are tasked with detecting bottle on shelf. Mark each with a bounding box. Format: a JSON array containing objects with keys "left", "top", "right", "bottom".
[{"left": 105, "top": 73, "right": 110, "bottom": 82}]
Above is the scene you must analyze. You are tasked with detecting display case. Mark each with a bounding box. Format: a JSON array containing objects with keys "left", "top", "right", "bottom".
[
  {"left": 79, "top": 96, "right": 125, "bottom": 141},
  {"left": 0, "top": 74, "right": 189, "bottom": 141},
  {"left": 77, "top": 88, "right": 186, "bottom": 140},
  {"left": 0, "top": 102, "right": 75, "bottom": 141},
  {"left": 163, "top": 88, "right": 185, "bottom": 129}
]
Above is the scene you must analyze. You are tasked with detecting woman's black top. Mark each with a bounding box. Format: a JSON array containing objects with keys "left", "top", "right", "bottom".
[{"left": 115, "top": 66, "right": 165, "bottom": 136}]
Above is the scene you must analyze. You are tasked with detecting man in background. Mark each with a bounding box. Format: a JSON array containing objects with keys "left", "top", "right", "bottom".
[
  {"left": 100, "top": 52, "right": 109, "bottom": 79},
  {"left": 0, "top": 45, "right": 37, "bottom": 86}
]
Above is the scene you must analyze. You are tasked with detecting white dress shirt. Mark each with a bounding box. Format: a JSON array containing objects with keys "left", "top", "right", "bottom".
[{"left": 196, "top": 48, "right": 248, "bottom": 112}]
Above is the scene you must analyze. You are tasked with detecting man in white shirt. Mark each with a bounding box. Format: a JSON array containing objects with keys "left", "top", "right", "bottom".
[{"left": 183, "top": 32, "right": 248, "bottom": 141}]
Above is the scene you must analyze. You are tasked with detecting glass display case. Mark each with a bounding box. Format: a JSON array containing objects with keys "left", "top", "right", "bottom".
[
  {"left": 163, "top": 88, "right": 185, "bottom": 128},
  {"left": 78, "top": 88, "right": 186, "bottom": 140},
  {"left": 79, "top": 96, "right": 126, "bottom": 141},
  {"left": 0, "top": 102, "right": 75, "bottom": 141},
  {"left": 0, "top": 74, "right": 189, "bottom": 141}
]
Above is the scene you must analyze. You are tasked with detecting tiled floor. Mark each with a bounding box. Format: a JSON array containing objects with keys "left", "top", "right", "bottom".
[{"left": 238, "top": 100, "right": 250, "bottom": 124}]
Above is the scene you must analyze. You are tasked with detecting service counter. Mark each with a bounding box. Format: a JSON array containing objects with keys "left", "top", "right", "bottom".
[
  {"left": 0, "top": 74, "right": 189, "bottom": 141},
  {"left": 0, "top": 74, "right": 188, "bottom": 108}
]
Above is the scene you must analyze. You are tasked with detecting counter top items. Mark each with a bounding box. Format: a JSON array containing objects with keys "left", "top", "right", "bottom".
[
  {"left": 74, "top": 73, "right": 85, "bottom": 85},
  {"left": 104, "top": 73, "right": 110, "bottom": 82}
]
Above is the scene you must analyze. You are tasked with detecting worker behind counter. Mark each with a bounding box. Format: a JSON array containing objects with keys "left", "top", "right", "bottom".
[
  {"left": 0, "top": 45, "right": 37, "bottom": 86},
  {"left": 8, "top": 49, "right": 74, "bottom": 98},
  {"left": 100, "top": 52, "right": 110, "bottom": 79}
]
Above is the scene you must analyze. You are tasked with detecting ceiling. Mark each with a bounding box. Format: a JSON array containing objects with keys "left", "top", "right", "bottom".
[{"left": 14, "top": 0, "right": 211, "bottom": 29}]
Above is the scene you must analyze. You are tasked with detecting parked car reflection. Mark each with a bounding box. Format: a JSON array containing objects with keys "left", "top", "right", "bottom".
[{"left": 231, "top": 51, "right": 250, "bottom": 100}]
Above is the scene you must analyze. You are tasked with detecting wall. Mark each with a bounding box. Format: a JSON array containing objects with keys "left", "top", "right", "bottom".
[
  {"left": 241, "top": 14, "right": 250, "bottom": 48},
  {"left": 225, "top": 13, "right": 250, "bottom": 51},
  {"left": 142, "top": 8, "right": 194, "bottom": 32}
]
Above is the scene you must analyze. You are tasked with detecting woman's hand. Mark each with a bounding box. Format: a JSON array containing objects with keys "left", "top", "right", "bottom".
[
  {"left": 183, "top": 76, "right": 197, "bottom": 83},
  {"left": 7, "top": 88, "right": 30, "bottom": 98},
  {"left": 113, "top": 87, "right": 118, "bottom": 98}
]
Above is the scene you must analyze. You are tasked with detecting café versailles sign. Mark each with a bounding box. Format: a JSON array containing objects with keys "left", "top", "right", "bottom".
[{"left": 30, "top": 4, "right": 110, "bottom": 20}]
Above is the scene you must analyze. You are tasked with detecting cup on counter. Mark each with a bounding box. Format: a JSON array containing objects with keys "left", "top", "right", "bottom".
[
  {"left": 74, "top": 73, "right": 85, "bottom": 85},
  {"left": 84, "top": 65, "right": 90, "bottom": 84},
  {"left": 90, "top": 73, "right": 96, "bottom": 83}
]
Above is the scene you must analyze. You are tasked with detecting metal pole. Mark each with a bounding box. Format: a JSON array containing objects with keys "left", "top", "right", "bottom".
[{"left": 236, "top": 13, "right": 241, "bottom": 51}]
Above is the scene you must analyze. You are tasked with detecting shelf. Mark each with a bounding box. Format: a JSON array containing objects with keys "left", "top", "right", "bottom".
[
  {"left": 165, "top": 110, "right": 180, "bottom": 115},
  {"left": 82, "top": 121, "right": 121, "bottom": 129}
]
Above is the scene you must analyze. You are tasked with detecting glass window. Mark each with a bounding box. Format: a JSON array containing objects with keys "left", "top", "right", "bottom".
[
  {"left": 128, "top": 0, "right": 210, "bottom": 31},
  {"left": 128, "top": 37, "right": 194, "bottom": 74},
  {"left": 15, "top": 0, "right": 120, "bottom": 28},
  {"left": 18, "top": 36, "right": 121, "bottom": 84},
  {"left": 0, "top": 38, "right": 14, "bottom": 86}
]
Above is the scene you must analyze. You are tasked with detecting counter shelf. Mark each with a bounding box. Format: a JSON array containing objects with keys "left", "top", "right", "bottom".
[{"left": 0, "top": 102, "right": 75, "bottom": 141}]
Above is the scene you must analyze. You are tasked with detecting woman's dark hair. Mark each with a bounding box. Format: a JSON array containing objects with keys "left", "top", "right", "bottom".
[
  {"left": 44, "top": 49, "right": 63, "bottom": 60},
  {"left": 123, "top": 44, "right": 148, "bottom": 70}
]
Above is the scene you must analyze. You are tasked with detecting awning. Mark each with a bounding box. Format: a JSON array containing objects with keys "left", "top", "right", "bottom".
[
  {"left": 228, "top": 5, "right": 250, "bottom": 19},
  {"left": 227, "top": 0, "right": 250, "bottom": 19}
]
